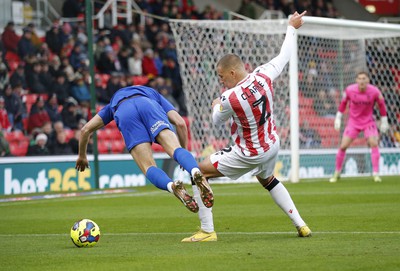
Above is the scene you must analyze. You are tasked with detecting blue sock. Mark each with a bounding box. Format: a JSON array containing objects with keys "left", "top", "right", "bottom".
[
  {"left": 173, "top": 147, "right": 198, "bottom": 174},
  {"left": 145, "top": 166, "right": 171, "bottom": 191}
]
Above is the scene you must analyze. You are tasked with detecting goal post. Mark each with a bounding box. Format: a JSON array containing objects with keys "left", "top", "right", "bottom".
[{"left": 169, "top": 16, "right": 400, "bottom": 182}]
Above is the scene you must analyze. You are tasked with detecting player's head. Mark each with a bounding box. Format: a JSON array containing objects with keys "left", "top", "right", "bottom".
[
  {"left": 216, "top": 54, "right": 247, "bottom": 89},
  {"left": 356, "top": 71, "right": 370, "bottom": 91}
]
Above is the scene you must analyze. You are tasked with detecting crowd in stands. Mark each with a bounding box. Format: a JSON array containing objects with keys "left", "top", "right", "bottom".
[{"left": 0, "top": 0, "right": 398, "bottom": 157}]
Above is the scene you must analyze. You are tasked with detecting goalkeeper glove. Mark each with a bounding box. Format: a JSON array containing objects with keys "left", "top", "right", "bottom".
[
  {"left": 379, "top": 116, "right": 389, "bottom": 133},
  {"left": 334, "top": 112, "right": 342, "bottom": 131}
]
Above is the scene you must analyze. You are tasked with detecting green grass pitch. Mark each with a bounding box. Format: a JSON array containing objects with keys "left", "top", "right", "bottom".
[{"left": 1, "top": 176, "right": 399, "bottom": 271}]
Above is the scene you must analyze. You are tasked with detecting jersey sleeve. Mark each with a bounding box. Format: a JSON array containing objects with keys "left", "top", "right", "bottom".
[
  {"left": 159, "top": 95, "right": 176, "bottom": 113},
  {"left": 254, "top": 26, "right": 296, "bottom": 81},
  {"left": 375, "top": 89, "right": 387, "bottom": 117},
  {"left": 97, "top": 104, "right": 114, "bottom": 125},
  {"left": 338, "top": 88, "right": 349, "bottom": 113},
  {"left": 212, "top": 93, "right": 233, "bottom": 125}
]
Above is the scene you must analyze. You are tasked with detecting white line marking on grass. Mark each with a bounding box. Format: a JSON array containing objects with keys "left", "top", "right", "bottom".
[
  {"left": 1, "top": 231, "right": 399, "bottom": 237},
  {"left": 0, "top": 191, "right": 165, "bottom": 207}
]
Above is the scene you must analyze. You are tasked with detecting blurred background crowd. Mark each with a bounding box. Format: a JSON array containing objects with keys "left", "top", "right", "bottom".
[{"left": 0, "top": 0, "right": 398, "bottom": 157}]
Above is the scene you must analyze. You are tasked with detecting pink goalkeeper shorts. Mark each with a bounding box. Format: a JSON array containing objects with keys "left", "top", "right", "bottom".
[{"left": 344, "top": 122, "right": 378, "bottom": 139}]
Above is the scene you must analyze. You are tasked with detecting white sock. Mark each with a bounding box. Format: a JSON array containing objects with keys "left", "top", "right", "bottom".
[
  {"left": 167, "top": 182, "right": 173, "bottom": 193},
  {"left": 192, "top": 185, "right": 214, "bottom": 232},
  {"left": 269, "top": 182, "right": 306, "bottom": 228},
  {"left": 191, "top": 168, "right": 200, "bottom": 178}
]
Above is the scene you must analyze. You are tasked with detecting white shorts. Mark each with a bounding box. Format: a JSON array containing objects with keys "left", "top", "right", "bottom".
[{"left": 209, "top": 139, "right": 280, "bottom": 180}]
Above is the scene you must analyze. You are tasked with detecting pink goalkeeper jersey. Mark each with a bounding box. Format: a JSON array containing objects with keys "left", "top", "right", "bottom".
[{"left": 338, "top": 83, "right": 387, "bottom": 126}]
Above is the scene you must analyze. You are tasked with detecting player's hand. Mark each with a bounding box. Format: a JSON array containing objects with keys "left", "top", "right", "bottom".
[
  {"left": 379, "top": 116, "right": 389, "bottom": 133},
  {"left": 334, "top": 112, "right": 342, "bottom": 131},
  {"left": 75, "top": 156, "right": 89, "bottom": 172},
  {"left": 289, "top": 11, "right": 307, "bottom": 29},
  {"left": 212, "top": 97, "right": 221, "bottom": 109}
]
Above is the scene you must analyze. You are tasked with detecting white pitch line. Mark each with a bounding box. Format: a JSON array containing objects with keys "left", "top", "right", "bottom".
[{"left": 0, "top": 231, "right": 399, "bottom": 237}]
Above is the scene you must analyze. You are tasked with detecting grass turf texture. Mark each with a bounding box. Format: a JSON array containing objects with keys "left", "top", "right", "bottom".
[{"left": 0, "top": 176, "right": 399, "bottom": 271}]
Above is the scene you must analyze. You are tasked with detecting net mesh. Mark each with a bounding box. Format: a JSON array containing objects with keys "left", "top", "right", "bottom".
[{"left": 170, "top": 18, "right": 400, "bottom": 177}]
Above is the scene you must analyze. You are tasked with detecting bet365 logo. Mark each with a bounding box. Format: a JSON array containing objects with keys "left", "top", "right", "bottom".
[{"left": 3, "top": 168, "right": 91, "bottom": 195}]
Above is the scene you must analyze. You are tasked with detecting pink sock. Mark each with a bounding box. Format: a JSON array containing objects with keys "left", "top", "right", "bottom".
[
  {"left": 335, "top": 149, "right": 346, "bottom": 172},
  {"left": 371, "top": 147, "right": 380, "bottom": 173}
]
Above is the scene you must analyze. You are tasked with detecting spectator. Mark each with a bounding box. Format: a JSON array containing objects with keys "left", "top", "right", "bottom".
[
  {"left": 46, "top": 25, "right": 63, "bottom": 55},
  {"left": 41, "top": 121, "right": 53, "bottom": 145},
  {"left": 26, "top": 61, "right": 46, "bottom": 94},
  {"left": 94, "top": 75, "right": 108, "bottom": 104},
  {"left": 68, "top": 129, "right": 93, "bottom": 154},
  {"left": 299, "top": 120, "right": 321, "bottom": 148},
  {"left": 117, "top": 47, "right": 131, "bottom": 74},
  {"left": 49, "top": 130, "right": 74, "bottom": 155},
  {"left": 97, "top": 45, "right": 120, "bottom": 74},
  {"left": 17, "top": 28, "right": 36, "bottom": 60},
  {"left": 47, "top": 120, "right": 63, "bottom": 147},
  {"left": 69, "top": 44, "right": 86, "bottom": 71},
  {"left": 26, "top": 23, "right": 42, "bottom": 49},
  {"left": 45, "top": 93, "right": 62, "bottom": 122},
  {"left": 60, "top": 57, "right": 75, "bottom": 82},
  {"left": 0, "top": 63, "right": 10, "bottom": 91},
  {"left": 2, "top": 84, "right": 24, "bottom": 131},
  {"left": 105, "top": 72, "right": 123, "bottom": 101},
  {"left": 39, "top": 61, "right": 54, "bottom": 90},
  {"left": 128, "top": 49, "right": 143, "bottom": 76},
  {"left": 1, "top": 22, "right": 19, "bottom": 53},
  {"left": 27, "top": 96, "right": 51, "bottom": 133},
  {"left": 0, "top": 96, "right": 11, "bottom": 132},
  {"left": 10, "top": 64, "right": 27, "bottom": 89},
  {"left": 61, "top": 99, "right": 80, "bottom": 129},
  {"left": 70, "top": 73, "right": 91, "bottom": 104},
  {"left": 142, "top": 48, "right": 158, "bottom": 77},
  {"left": 27, "top": 133, "right": 50, "bottom": 156},
  {"left": 51, "top": 71, "right": 70, "bottom": 105},
  {"left": 313, "top": 89, "right": 336, "bottom": 118}
]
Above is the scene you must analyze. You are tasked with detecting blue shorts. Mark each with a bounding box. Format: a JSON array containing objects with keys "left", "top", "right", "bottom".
[{"left": 113, "top": 96, "right": 173, "bottom": 151}]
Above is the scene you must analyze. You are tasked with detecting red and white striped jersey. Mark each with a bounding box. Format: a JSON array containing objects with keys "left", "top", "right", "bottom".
[{"left": 212, "top": 26, "right": 296, "bottom": 157}]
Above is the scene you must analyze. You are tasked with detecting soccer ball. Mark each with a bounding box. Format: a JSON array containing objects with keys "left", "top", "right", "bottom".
[{"left": 70, "top": 219, "right": 101, "bottom": 247}]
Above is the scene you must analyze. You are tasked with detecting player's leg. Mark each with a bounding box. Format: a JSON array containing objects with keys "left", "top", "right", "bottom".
[
  {"left": 181, "top": 155, "right": 224, "bottom": 242},
  {"left": 330, "top": 126, "right": 358, "bottom": 182},
  {"left": 257, "top": 175, "right": 311, "bottom": 237},
  {"left": 130, "top": 142, "right": 198, "bottom": 213},
  {"left": 365, "top": 123, "right": 381, "bottom": 182},
  {"left": 256, "top": 141, "right": 311, "bottom": 237},
  {"left": 182, "top": 147, "right": 245, "bottom": 242},
  {"left": 156, "top": 129, "right": 214, "bottom": 208}
]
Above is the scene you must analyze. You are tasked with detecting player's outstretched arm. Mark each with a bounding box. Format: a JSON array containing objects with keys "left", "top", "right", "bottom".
[
  {"left": 167, "top": 110, "right": 188, "bottom": 149},
  {"left": 75, "top": 115, "right": 105, "bottom": 172},
  {"left": 260, "top": 11, "right": 306, "bottom": 81},
  {"left": 288, "top": 11, "right": 307, "bottom": 29}
]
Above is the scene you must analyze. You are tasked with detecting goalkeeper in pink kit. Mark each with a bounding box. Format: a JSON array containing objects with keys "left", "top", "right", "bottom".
[{"left": 330, "top": 72, "right": 389, "bottom": 183}]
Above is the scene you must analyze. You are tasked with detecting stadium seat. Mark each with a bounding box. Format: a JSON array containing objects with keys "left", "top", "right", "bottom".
[
  {"left": 64, "top": 129, "right": 75, "bottom": 142},
  {"left": 132, "top": 76, "right": 149, "bottom": 85},
  {"left": 110, "top": 140, "right": 125, "bottom": 153},
  {"left": 100, "top": 74, "right": 110, "bottom": 88},
  {"left": 97, "top": 129, "right": 111, "bottom": 140},
  {"left": 151, "top": 143, "right": 164, "bottom": 152},
  {"left": 97, "top": 140, "right": 110, "bottom": 154},
  {"left": 9, "top": 140, "right": 29, "bottom": 156},
  {"left": 24, "top": 94, "right": 38, "bottom": 113},
  {"left": 4, "top": 130, "right": 26, "bottom": 142}
]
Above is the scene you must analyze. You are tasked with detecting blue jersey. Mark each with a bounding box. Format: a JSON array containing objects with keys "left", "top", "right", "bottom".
[
  {"left": 98, "top": 85, "right": 175, "bottom": 125},
  {"left": 97, "top": 86, "right": 176, "bottom": 151}
]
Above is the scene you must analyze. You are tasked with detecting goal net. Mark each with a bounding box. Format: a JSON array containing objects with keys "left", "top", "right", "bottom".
[{"left": 169, "top": 17, "right": 400, "bottom": 181}]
